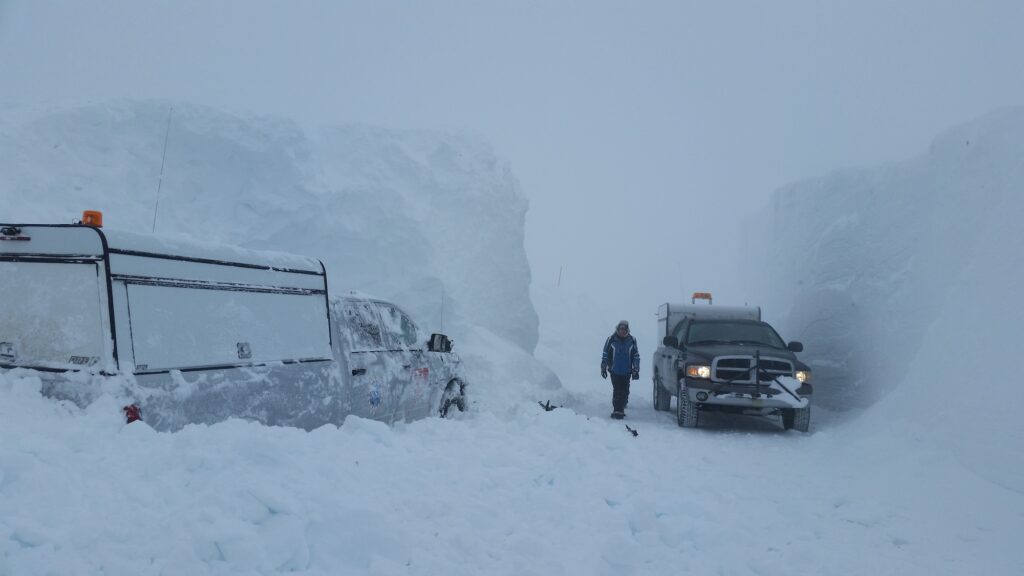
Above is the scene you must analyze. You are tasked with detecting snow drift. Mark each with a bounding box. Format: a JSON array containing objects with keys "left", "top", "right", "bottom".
[
  {"left": 0, "top": 100, "right": 537, "bottom": 353},
  {"left": 751, "top": 107, "right": 1024, "bottom": 492}
]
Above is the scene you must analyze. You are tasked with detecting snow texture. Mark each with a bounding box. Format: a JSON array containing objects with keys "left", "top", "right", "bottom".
[{"left": 1, "top": 102, "right": 1023, "bottom": 575}]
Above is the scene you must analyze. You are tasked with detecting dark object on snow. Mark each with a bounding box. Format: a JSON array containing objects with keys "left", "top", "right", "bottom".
[
  {"left": 123, "top": 404, "right": 142, "bottom": 424},
  {"left": 538, "top": 400, "right": 559, "bottom": 412},
  {"left": 625, "top": 424, "right": 638, "bottom": 437}
]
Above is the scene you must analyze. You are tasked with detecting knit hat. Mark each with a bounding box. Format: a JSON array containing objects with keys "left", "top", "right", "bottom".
[{"left": 616, "top": 320, "right": 629, "bottom": 330}]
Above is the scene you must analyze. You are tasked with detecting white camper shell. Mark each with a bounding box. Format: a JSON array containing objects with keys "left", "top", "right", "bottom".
[
  {"left": 1, "top": 222, "right": 340, "bottom": 430},
  {"left": 656, "top": 302, "right": 761, "bottom": 340}
]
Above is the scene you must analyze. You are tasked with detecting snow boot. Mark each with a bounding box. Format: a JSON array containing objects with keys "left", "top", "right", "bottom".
[{"left": 610, "top": 410, "right": 625, "bottom": 420}]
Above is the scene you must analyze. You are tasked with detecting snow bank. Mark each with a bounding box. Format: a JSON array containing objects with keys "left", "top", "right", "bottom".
[
  {"left": 0, "top": 100, "right": 538, "bottom": 354},
  {"left": 752, "top": 107, "right": 1024, "bottom": 491},
  {"left": 0, "top": 100, "right": 558, "bottom": 409}
]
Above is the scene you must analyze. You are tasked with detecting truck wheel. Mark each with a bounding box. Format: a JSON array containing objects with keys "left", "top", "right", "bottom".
[
  {"left": 676, "top": 381, "right": 698, "bottom": 428},
  {"left": 439, "top": 381, "right": 466, "bottom": 418},
  {"left": 653, "top": 372, "right": 670, "bottom": 411},
  {"left": 782, "top": 405, "right": 811, "bottom": 432}
]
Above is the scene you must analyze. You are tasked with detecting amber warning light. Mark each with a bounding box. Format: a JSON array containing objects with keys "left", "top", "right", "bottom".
[
  {"left": 81, "top": 210, "right": 103, "bottom": 227},
  {"left": 692, "top": 291, "right": 713, "bottom": 304}
]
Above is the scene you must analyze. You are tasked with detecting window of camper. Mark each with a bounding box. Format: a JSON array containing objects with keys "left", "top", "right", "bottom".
[
  {"left": 343, "top": 301, "right": 384, "bottom": 352},
  {"left": 0, "top": 261, "right": 107, "bottom": 369},
  {"left": 126, "top": 284, "right": 332, "bottom": 372}
]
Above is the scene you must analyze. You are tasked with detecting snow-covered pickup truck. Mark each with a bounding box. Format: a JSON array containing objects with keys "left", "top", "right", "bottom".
[{"left": 651, "top": 294, "right": 813, "bottom": 431}]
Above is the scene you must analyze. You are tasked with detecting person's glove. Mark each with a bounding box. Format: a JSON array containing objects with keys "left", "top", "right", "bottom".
[
  {"left": 631, "top": 371, "right": 639, "bottom": 381},
  {"left": 601, "top": 368, "right": 608, "bottom": 379}
]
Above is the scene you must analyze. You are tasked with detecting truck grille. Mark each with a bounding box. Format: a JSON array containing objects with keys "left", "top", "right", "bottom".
[{"left": 712, "top": 356, "right": 793, "bottom": 383}]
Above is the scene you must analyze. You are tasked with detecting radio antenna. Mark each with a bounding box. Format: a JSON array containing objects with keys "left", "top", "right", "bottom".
[
  {"left": 440, "top": 287, "right": 446, "bottom": 332},
  {"left": 151, "top": 106, "right": 174, "bottom": 233}
]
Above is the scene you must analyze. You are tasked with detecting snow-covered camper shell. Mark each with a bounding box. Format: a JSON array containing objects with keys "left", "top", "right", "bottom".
[
  {"left": 0, "top": 222, "right": 341, "bottom": 430},
  {"left": 329, "top": 294, "right": 466, "bottom": 424},
  {"left": 652, "top": 296, "right": 813, "bottom": 432}
]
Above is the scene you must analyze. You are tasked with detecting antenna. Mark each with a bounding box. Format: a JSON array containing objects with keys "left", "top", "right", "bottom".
[
  {"left": 151, "top": 106, "right": 174, "bottom": 233},
  {"left": 440, "top": 287, "right": 446, "bottom": 332}
]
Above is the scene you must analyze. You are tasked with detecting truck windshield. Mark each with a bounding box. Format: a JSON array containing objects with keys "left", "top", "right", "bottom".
[
  {"left": 0, "top": 261, "right": 107, "bottom": 370},
  {"left": 686, "top": 321, "right": 786, "bottom": 349}
]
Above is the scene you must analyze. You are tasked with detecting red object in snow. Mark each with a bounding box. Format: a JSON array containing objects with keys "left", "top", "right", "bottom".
[{"left": 123, "top": 404, "right": 142, "bottom": 424}]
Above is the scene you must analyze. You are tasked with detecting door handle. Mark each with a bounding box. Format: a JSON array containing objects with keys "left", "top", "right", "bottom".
[{"left": 352, "top": 368, "right": 367, "bottom": 376}]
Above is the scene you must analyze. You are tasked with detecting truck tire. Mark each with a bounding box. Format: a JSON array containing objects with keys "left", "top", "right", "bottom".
[
  {"left": 676, "top": 381, "right": 698, "bottom": 428},
  {"left": 439, "top": 380, "right": 466, "bottom": 418},
  {"left": 653, "top": 372, "right": 670, "bottom": 411},
  {"left": 782, "top": 404, "right": 810, "bottom": 432}
]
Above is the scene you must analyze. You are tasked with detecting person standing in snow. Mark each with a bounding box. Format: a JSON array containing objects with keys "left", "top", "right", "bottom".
[{"left": 601, "top": 320, "right": 640, "bottom": 420}]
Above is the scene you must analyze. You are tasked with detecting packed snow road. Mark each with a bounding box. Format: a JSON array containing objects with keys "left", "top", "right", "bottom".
[{"left": 2, "top": 369, "right": 1020, "bottom": 575}]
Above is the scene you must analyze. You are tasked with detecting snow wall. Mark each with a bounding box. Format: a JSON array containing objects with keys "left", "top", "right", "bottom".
[
  {"left": 751, "top": 108, "right": 1024, "bottom": 491},
  {"left": 0, "top": 100, "right": 562, "bottom": 408}
]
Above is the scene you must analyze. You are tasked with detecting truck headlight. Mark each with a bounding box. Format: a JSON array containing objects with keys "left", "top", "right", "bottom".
[
  {"left": 795, "top": 370, "right": 811, "bottom": 383},
  {"left": 686, "top": 365, "right": 711, "bottom": 379}
]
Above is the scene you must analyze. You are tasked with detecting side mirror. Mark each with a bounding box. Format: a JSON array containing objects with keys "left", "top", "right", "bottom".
[
  {"left": 429, "top": 333, "right": 453, "bottom": 353},
  {"left": 787, "top": 341, "right": 803, "bottom": 353},
  {"left": 663, "top": 336, "right": 679, "bottom": 348}
]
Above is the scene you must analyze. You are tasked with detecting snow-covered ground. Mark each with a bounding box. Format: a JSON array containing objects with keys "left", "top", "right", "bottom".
[
  {"left": 3, "top": 366, "right": 1019, "bottom": 576},
  {"left": 1, "top": 103, "right": 1022, "bottom": 574}
]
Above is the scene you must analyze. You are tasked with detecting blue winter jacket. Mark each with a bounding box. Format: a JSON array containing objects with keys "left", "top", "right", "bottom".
[{"left": 601, "top": 333, "right": 640, "bottom": 376}]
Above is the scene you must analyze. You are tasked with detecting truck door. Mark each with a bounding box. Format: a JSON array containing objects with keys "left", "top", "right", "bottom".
[
  {"left": 339, "top": 300, "right": 394, "bottom": 422},
  {"left": 376, "top": 303, "right": 429, "bottom": 422},
  {"left": 660, "top": 319, "right": 687, "bottom": 386},
  {"left": 671, "top": 320, "right": 692, "bottom": 382}
]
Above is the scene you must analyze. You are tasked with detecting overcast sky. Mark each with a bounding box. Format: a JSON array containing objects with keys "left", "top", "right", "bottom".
[{"left": 3, "top": 0, "right": 1023, "bottom": 334}]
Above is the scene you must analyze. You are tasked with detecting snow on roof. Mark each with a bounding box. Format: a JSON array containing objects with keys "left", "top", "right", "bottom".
[{"left": 101, "top": 228, "right": 323, "bottom": 274}]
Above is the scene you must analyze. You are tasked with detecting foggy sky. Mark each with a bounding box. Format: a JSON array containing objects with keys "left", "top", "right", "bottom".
[{"left": 3, "top": 0, "right": 1023, "bottom": 336}]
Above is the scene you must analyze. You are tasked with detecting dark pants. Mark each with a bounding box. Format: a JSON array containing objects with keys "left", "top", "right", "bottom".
[{"left": 610, "top": 374, "right": 631, "bottom": 412}]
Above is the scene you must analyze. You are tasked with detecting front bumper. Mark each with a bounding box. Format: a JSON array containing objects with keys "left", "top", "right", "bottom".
[{"left": 684, "top": 375, "right": 809, "bottom": 410}]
